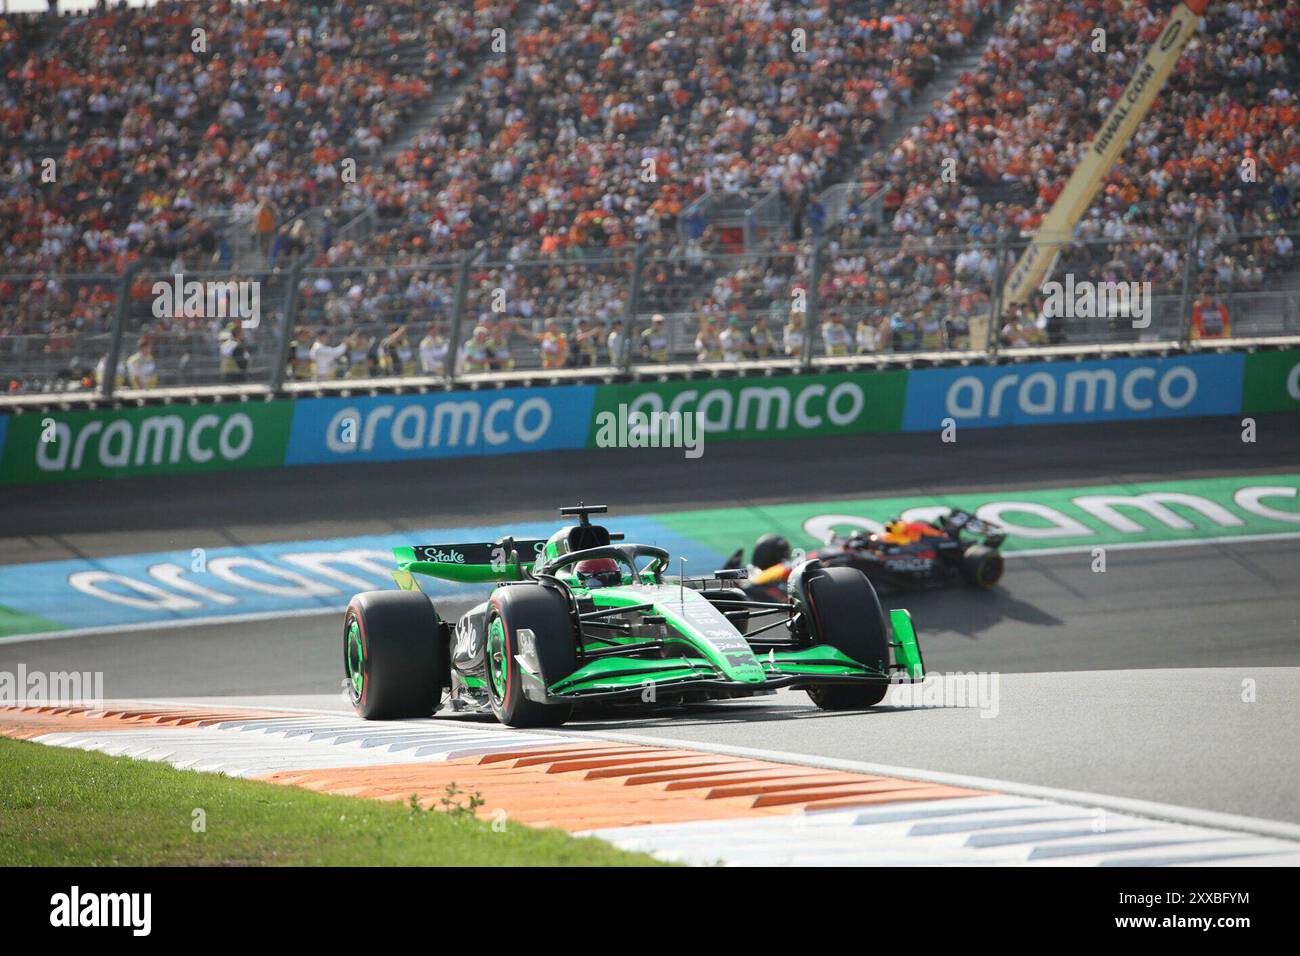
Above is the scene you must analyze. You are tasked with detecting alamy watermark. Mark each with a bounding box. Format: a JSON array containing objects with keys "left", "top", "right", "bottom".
[
  {"left": 152, "top": 273, "right": 261, "bottom": 328},
  {"left": 50, "top": 886, "right": 151, "bottom": 936},
  {"left": 0, "top": 665, "right": 104, "bottom": 710},
  {"left": 888, "top": 671, "right": 1000, "bottom": 718},
  {"left": 1042, "top": 274, "right": 1151, "bottom": 329},
  {"left": 593, "top": 404, "right": 705, "bottom": 459}
]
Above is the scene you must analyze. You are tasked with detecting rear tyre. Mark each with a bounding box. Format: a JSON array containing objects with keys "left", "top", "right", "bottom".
[
  {"left": 486, "top": 585, "right": 576, "bottom": 728},
  {"left": 801, "top": 566, "right": 890, "bottom": 710},
  {"left": 345, "top": 591, "right": 445, "bottom": 720},
  {"left": 959, "top": 545, "right": 1004, "bottom": 588}
]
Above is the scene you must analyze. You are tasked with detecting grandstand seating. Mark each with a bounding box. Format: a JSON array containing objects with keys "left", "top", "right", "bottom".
[{"left": 2, "top": 0, "right": 1297, "bottom": 393}]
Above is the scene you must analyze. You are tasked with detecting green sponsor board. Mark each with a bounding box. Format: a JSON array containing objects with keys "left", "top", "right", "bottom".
[
  {"left": 587, "top": 370, "right": 908, "bottom": 445},
  {"left": 655, "top": 474, "right": 1300, "bottom": 556},
  {"left": 0, "top": 401, "right": 294, "bottom": 484},
  {"left": 1241, "top": 350, "right": 1300, "bottom": 414},
  {"left": 0, "top": 604, "right": 63, "bottom": 638}
]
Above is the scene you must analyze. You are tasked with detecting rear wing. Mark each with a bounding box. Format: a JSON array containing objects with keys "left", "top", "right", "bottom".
[
  {"left": 391, "top": 538, "right": 548, "bottom": 588},
  {"left": 943, "top": 510, "right": 1006, "bottom": 547}
]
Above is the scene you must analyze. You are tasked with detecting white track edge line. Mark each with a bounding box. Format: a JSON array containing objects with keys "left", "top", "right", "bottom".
[
  {"left": 1002, "top": 530, "right": 1300, "bottom": 559},
  {"left": 0, "top": 605, "right": 345, "bottom": 646}
]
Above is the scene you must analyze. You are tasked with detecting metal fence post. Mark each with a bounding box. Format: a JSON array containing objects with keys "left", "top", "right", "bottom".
[
  {"left": 269, "top": 254, "right": 309, "bottom": 393},
  {"left": 445, "top": 248, "right": 483, "bottom": 381},
  {"left": 801, "top": 237, "right": 825, "bottom": 371},
  {"left": 1178, "top": 223, "right": 1200, "bottom": 345},
  {"left": 987, "top": 236, "right": 1008, "bottom": 359},
  {"left": 619, "top": 243, "right": 647, "bottom": 373},
  {"left": 101, "top": 262, "right": 140, "bottom": 400}
]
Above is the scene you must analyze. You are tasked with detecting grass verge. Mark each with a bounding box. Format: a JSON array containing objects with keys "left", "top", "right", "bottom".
[{"left": 0, "top": 737, "right": 666, "bottom": 866}]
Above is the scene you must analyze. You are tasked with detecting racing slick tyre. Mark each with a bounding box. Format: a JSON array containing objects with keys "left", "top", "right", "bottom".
[
  {"left": 486, "top": 584, "right": 577, "bottom": 728},
  {"left": 959, "top": 545, "right": 1004, "bottom": 589},
  {"left": 752, "top": 533, "right": 792, "bottom": 570},
  {"left": 802, "top": 566, "right": 890, "bottom": 710},
  {"left": 345, "top": 591, "right": 446, "bottom": 720}
]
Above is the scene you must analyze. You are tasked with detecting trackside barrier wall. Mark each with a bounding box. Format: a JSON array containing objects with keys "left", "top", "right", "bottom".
[
  {"left": 0, "top": 402, "right": 295, "bottom": 484},
  {"left": 2, "top": 351, "right": 1298, "bottom": 486},
  {"left": 282, "top": 388, "right": 597, "bottom": 465},
  {"left": 587, "top": 372, "right": 909, "bottom": 443},
  {"left": 900, "top": 354, "right": 1243, "bottom": 430}
]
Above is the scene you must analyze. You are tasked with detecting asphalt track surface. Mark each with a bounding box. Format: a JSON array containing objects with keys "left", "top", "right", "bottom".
[{"left": 2, "top": 415, "right": 1298, "bottom": 823}]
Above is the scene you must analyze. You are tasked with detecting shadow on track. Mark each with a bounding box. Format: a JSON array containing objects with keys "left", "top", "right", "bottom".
[
  {"left": 432, "top": 696, "right": 938, "bottom": 732},
  {"left": 882, "top": 587, "right": 1064, "bottom": 640}
]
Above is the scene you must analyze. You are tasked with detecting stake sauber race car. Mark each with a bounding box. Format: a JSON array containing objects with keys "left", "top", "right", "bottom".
[
  {"left": 343, "top": 505, "right": 925, "bottom": 727},
  {"left": 725, "top": 509, "right": 1007, "bottom": 601}
]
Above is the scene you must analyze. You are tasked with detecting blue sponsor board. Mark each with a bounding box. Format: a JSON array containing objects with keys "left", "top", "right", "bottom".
[
  {"left": 285, "top": 386, "right": 596, "bottom": 465},
  {"left": 901, "top": 353, "right": 1244, "bottom": 431},
  {"left": 0, "top": 517, "right": 724, "bottom": 639}
]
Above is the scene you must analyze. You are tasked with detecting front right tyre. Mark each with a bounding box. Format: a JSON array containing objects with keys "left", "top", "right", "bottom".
[
  {"left": 801, "top": 566, "right": 891, "bottom": 710},
  {"left": 485, "top": 584, "right": 576, "bottom": 728}
]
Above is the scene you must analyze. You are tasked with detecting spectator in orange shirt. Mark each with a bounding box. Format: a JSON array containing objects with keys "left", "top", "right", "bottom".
[
  {"left": 253, "top": 198, "right": 276, "bottom": 257},
  {"left": 1190, "top": 292, "right": 1231, "bottom": 340}
]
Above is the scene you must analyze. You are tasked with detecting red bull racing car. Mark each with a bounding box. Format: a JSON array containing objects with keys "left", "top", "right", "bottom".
[{"left": 725, "top": 509, "right": 1006, "bottom": 600}]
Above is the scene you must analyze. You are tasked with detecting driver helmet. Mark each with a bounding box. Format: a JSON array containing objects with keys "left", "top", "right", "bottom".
[
  {"left": 751, "top": 533, "right": 792, "bottom": 570},
  {"left": 574, "top": 557, "right": 621, "bottom": 589}
]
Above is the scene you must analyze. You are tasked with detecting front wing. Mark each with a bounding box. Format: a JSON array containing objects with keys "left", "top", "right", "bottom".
[{"left": 518, "top": 610, "right": 926, "bottom": 705}]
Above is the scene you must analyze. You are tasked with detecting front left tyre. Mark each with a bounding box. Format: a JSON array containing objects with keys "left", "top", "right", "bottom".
[{"left": 345, "top": 591, "right": 446, "bottom": 720}]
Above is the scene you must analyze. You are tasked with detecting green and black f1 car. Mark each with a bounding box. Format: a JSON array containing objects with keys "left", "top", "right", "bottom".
[{"left": 343, "top": 505, "right": 925, "bottom": 727}]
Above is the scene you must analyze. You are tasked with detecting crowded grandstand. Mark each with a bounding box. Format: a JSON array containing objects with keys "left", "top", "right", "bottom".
[{"left": 1, "top": 0, "right": 1297, "bottom": 394}]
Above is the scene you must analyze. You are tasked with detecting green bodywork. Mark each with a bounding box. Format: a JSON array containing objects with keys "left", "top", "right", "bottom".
[
  {"left": 890, "top": 609, "right": 924, "bottom": 680},
  {"left": 391, "top": 539, "right": 920, "bottom": 702}
]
